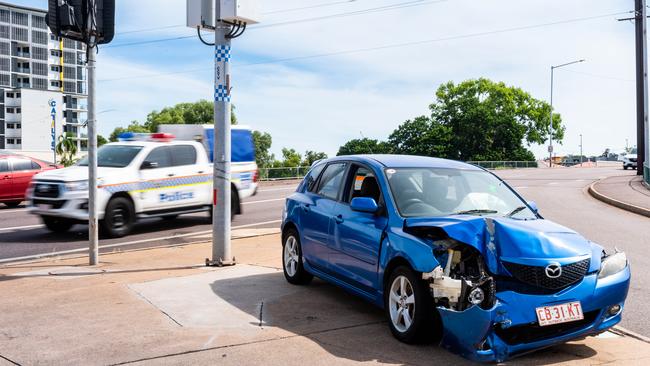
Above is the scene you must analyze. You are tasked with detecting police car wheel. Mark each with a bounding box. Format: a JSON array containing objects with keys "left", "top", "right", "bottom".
[
  {"left": 42, "top": 216, "right": 73, "bottom": 233},
  {"left": 101, "top": 197, "right": 135, "bottom": 238}
]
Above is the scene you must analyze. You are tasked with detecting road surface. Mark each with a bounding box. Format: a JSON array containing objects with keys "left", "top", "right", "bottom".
[{"left": 1, "top": 165, "right": 648, "bottom": 337}]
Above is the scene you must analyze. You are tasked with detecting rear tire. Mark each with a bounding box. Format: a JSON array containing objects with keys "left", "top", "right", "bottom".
[
  {"left": 282, "top": 228, "right": 313, "bottom": 285},
  {"left": 385, "top": 266, "right": 441, "bottom": 344},
  {"left": 42, "top": 216, "right": 73, "bottom": 233},
  {"left": 100, "top": 197, "right": 135, "bottom": 238},
  {"left": 3, "top": 201, "right": 21, "bottom": 208}
]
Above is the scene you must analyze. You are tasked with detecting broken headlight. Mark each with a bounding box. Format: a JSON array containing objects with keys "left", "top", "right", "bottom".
[{"left": 598, "top": 251, "right": 627, "bottom": 279}]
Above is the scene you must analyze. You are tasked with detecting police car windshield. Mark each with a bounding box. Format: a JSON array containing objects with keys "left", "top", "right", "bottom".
[{"left": 78, "top": 145, "right": 143, "bottom": 168}]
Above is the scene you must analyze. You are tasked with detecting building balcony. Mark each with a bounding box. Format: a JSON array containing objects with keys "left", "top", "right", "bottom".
[
  {"left": 12, "top": 51, "right": 29, "bottom": 59},
  {"left": 12, "top": 67, "right": 30, "bottom": 74},
  {"left": 5, "top": 128, "right": 20, "bottom": 138},
  {"left": 5, "top": 99, "right": 20, "bottom": 107}
]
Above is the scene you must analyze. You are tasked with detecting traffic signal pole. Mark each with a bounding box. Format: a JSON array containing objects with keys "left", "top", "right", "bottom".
[
  {"left": 88, "top": 48, "right": 99, "bottom": 265},
  {"left": 635, "top": 0, "right": 650, "bottom": 181},
  {"left": 210, "top": 5, "right": 235, "bottom": 266}
]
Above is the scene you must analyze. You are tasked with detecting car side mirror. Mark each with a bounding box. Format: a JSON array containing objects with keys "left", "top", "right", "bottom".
[
  {"left": 351, "top": 197, "right": 380, "bottom": 214},
  {"left": 528, "top": 201, "right": 539, "bottom": 214},
  {"left": 141, "top": 161, "right": 158, "bottom": 170}
]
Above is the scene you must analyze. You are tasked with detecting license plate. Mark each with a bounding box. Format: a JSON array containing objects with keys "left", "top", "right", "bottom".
[
  {"left": 536, "top": 302, "right": 583, "bottom": 326},
  {"left": 38, "top": 204, "right": 52, "bottom": 210}
]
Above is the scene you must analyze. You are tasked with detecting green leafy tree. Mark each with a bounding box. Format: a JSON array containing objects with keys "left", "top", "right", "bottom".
[
  {"left": 278, "top": 148, "right": 302, "bottom": 168},
  {"left": 143, "top": 100, "right": 237, "bottom": 132},
  {"left": 97, "top": 135, "right": 108, "bottom": 147},
  {"left": 388, "top": 116, "right": 451, "bottom": 157},
  {"left": 55, "top": 132, "right": 78, "bottom": 167},
  {"left": 337, "top": 138, "right": 392, "bottom": 156},
  {"left": 302, "top": 150, "right": 328, "bottom": 166},
  {"left": 252, "top": 130, "right": 274, "bottom": 168},
  {"left": 426, "top": 78, "right": 562, "bottom": 161},
  {"left": 108, "top": 121, "right": 149, "bottom": 142}
]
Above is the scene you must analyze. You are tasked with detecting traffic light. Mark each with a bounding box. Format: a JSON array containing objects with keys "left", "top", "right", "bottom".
[{"left": 46, "top": 0, "right": 115, "bottom": 45}]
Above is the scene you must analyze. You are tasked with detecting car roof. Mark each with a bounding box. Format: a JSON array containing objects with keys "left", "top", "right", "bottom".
[
  {"left": 330, "top": 154, "right": 483, "bottom": 170},
  {"left": 107, "top": 140, "right": 202, "bottom": 148}
]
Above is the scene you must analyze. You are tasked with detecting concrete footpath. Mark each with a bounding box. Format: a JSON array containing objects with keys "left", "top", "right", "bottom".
[
  {"left": 589, "top": 174, "right": 650, "bottom": 218},
  {"left": 1, "top": 233, "right": 650, "bottom": 365}
]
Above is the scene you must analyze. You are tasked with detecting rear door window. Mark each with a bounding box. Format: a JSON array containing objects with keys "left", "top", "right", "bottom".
[
  {"left": 144, "top": 147, "right": 172, "bottom": 169},
  {"left": 171, "top": 145, "right": 197, "bottom": 166},
  {"left": 11, "top": 159, "right": 34, "bottom": 171},
  {"left": 316, "top": 163, "right": 347, "bottom": 200},
  {"left": 304, "top": 163, "right": 326, "bottom": 193},
  {"left": 31, "top": 161, "right": 41, "bottom": 170}
]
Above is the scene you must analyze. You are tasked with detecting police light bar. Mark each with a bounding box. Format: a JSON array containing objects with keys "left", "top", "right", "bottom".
[
  {"left": 118, "top": 132, "right": 150, "bottom": 141},
  {"left": 117, "top": 133, "right": 175, "bottom": 142},
  {"left": 151, "top": 133, "right": 175, "bottom": 142}
]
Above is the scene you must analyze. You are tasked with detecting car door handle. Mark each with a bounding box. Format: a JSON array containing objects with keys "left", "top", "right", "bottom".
[
  {"left": 167, "top": 173, "right": 176, "bottom": 177},
  {"left": 334, "top": 215, "right": 344, "bottom": 224},
  {"left": 198, "top": 171, "right": 205, "bottom": 174}
]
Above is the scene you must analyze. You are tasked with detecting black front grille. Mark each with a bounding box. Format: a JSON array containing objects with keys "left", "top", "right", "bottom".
[
  {"left": 630, "top": 158, "right": 638, "bottom": 163},
  {"left": 495, "top": 310, "right": 600, "bottom": 345},
  {"left": 503, "top": 259, "right": 590, "bottom": 290},
  {"left": 33, "top": 199, "right": 66, "bottom": 209},
  {"left": 33, "top": 183, "right": 61, "bottom": 198}
]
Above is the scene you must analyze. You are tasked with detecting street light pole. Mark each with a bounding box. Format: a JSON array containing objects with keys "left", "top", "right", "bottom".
[
  {"left": 580, "top": 134, "right": 583, "bottom": 167},
  {"left": 548, "top": 59, "right": 585, "bottom": 168}
]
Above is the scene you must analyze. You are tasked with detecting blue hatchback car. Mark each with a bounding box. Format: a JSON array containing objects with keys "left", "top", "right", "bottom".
[{"left": 280, "top": 155, "right": 630, "bottom": 362}]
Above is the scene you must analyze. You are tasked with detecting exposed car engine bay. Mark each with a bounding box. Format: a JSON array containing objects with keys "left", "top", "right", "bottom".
[{"left": 422, "top": 238, "right": 496, "bottom": 311}]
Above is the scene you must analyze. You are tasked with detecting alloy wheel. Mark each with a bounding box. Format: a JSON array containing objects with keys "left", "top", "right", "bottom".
[
  {"left": 284, "top": 235, "right": 299, "bottom": 277},
  {"left": 389, "top": 275, "right": 416, "bottom": 333}
]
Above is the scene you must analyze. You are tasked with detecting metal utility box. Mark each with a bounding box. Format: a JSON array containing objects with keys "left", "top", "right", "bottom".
[
  {"left": 187, "top": 0, "right": 215, "bottom": 28},
  {"left": 187, "top": 0, "right": 260, "bottom": 29},
  {"left": 219, "top": 0, "right": 260, "bottom": 24}
]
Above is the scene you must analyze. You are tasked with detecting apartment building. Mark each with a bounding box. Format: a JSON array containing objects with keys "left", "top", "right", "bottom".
[{"left": 0, "top": 1, "right": 87, "bottom": 159}]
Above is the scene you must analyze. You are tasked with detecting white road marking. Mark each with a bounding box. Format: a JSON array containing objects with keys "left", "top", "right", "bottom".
[
  {"left": 513, "top": 186, "right": 529, "bottom": 189},
  {"left": 548, "top": 182, "right": 560, "bottom": 185},
  {"left": 0, "top": 220, "right": 283, "bottom": 264},
  {"left": 0, "top": 208, "right": 27, "bottom": 214},
  {"left": 0, "top": 224, "right": 43, "bottom": 232},
  {"left": 257, "top": 186, "right": 297, "bottom": 192},
  {"left": 242, "top": 198, "right": 286, "bottom": 205}
]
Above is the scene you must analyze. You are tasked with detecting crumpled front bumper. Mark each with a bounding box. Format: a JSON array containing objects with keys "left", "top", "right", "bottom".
[{"left": 436, "top": 266, "right": 630, "bottom": 363}]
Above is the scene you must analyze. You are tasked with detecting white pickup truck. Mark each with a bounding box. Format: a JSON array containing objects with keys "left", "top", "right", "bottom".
[{"left": 27, "top": 132, "right": 258, "bottom": 237}]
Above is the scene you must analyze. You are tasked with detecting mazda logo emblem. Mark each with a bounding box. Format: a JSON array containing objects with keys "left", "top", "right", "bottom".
[{"left": 545, "top": 263, "right": 562, "bottom": 279}]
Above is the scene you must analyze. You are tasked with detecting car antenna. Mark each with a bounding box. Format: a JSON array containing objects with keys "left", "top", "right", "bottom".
[{"left": 360, "top": 131, "right": 374, "bottom": 154}]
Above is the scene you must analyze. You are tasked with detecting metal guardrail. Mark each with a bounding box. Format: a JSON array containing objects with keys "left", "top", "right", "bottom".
[
  {"left": 259, "top": 161, "right": 539, "bottom": 181},
  {"left": 259, "top": 166, "right": 311, "bottom": 181},
  {"left": 467, "top": 161, "right": 539, "bottom": 170}
]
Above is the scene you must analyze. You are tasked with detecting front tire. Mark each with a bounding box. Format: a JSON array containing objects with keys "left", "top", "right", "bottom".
[
  {"left": 385, "top": 266, "right": 440, "bottom": 344},
  {"left": 624, "top": 165, "right": 629, "bottom": 170},
  {"left": 100, "top": 197, "right": 135, "bottom": 238},
  {"left": 282, "top": 228, "right": 313, "bottom": 285},
  {"left": 3, "top": 201, "right": 21, "bottom": 208},
  {"left": 42, "top": 216, "right": 74, "bottom": 233}
]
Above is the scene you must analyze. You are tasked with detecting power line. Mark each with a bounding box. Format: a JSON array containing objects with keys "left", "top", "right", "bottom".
[
  {"left": 99, "top": 10, "right": 632, "bottom": 83},
  {"left": 112, "top": 0, "right": 366, "bottom": 36},
  {"left": 105, "top": 0, "right": 448, "bottom": 48},
  {"left": 264, "top": 0, "right": 362, "bottom": 15}
]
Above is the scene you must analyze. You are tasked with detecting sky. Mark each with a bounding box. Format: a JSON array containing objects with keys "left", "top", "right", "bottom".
[{"left": 21, "top": 0, "right": 641, "bottom": 159}]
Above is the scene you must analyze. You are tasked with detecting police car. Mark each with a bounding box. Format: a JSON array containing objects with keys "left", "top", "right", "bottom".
[{"left": 27, "top": 131, "right": 258, "bottom": 237}]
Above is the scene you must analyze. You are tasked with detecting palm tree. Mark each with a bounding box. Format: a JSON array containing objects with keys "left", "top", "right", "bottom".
[{"left": 56, "top": 133, "right": 78, "bottom": 167}]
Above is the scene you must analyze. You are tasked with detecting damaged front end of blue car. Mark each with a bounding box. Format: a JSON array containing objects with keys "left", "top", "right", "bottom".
[{"left": 403, "top": 216, "right": 631, "bottom": 363}]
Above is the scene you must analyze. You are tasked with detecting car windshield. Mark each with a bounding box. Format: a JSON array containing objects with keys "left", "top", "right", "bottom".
[
  {"left": 78, "top": 145, "right": 143, "bottom": 168},
  {"left": 385, "top": 168, "right": 537, "bottom": 220}
]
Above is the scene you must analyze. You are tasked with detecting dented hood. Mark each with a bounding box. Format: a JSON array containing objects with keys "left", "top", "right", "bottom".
[{"left": 404, "top": 216, "right": 595, "bottom": 274}]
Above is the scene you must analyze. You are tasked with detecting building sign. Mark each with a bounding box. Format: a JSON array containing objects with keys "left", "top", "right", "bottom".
[{"left": 49, "top": 99, "right": 56, "bottom": 151}]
